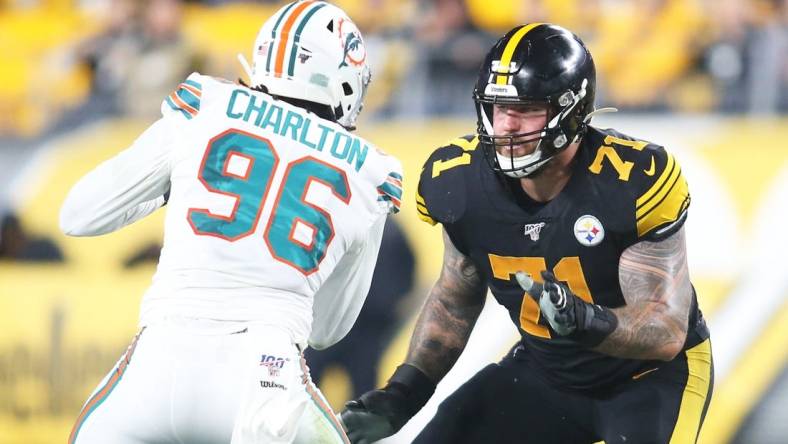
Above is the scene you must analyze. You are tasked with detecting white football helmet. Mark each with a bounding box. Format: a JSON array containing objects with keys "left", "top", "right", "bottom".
[{"left": 243, "top": 1, "right": 371, "bottom": 130}]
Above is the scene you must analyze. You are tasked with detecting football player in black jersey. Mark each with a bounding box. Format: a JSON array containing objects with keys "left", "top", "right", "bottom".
[{"left": 341, "top": 23, "right": 712, "bottom": 444}]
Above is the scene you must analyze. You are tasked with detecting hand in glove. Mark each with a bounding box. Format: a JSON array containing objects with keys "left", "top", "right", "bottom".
[
  {"left": 340, "top": 364, "right": 435, "bottom": 444},
  {"left": 515, "top": 270, "right": 618, "bottom": 346}
]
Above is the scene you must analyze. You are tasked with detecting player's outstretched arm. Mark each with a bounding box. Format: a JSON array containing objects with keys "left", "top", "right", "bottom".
[
  {"left": 596, "top": 225, "right": 692, "bottom": 361},
  {"left": 341, "top": 228, "right": 487, "bottom": 443},
  {"left": 59, "top": 118, "right": 173, "bottom": 236},
  {"left": 405, "top": 228, "right": 487, "bottom": 379}
]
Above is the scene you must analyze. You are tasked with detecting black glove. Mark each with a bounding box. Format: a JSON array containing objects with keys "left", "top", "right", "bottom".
[
  {"left": 516, "top": 270, "right": 618, "bottom": 347},
  {"left": 340, "top": 364, "right": 435, "bottom": 444}
]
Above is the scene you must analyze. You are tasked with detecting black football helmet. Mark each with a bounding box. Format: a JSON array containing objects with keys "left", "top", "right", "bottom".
[{"left": 473, "top": 23, "right": 596, "bottom": 178}]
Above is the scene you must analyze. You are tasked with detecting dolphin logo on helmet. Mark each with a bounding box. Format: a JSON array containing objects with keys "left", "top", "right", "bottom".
[{"left": 338, "top": 17, "right": 366, "bottom": 68}]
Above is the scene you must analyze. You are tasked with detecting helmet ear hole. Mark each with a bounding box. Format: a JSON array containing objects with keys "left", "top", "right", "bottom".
[
  {"left": 326, "top": 20, "right": 334, "bottom": 32},
  {"left": 342, "top": 82, "right": 353, "bottom": 96}
]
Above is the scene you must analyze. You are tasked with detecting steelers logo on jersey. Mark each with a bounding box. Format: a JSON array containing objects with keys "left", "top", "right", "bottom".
[{"left": 574, "top": 215, "right": 605, "bottom": 247}]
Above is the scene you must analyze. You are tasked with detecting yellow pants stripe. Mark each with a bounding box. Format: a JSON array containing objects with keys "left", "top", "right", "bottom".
[{"left": 669, "top": 339, "right": 713, "bottom": 444}]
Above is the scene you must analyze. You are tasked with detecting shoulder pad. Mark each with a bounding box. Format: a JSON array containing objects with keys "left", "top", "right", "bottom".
[
  {"left": 586, "top": 129, "right": 690, "bottom": 240},
  {"left": 416, "top": 135, "right": 478, "bottom": 225},
  {"left": 161, "top": 72, "right": 208, "bottom": 121}
]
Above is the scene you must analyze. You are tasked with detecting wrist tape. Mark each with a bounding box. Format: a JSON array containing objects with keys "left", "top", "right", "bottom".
[
  {"left": 386, "top": 364, "right": 436, "bottom": 417},
  {"left": 574, "top": 303, "right": 619, "bottom": 348}
]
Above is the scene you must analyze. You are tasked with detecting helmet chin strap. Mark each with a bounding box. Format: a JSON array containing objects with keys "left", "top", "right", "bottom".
[
  {"left": 483, "top": 79, "right": 593, "bottom": 179},
  {"left": 481, "top": 104, "right": 552, "bottom": 178},
  {"left": 497, "top": 148, "right": 552, "bottom": 178}
]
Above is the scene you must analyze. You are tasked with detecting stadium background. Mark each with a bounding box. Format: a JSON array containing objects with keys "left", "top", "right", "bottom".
[{"left": 0, "top": 0, "right": 786, "bottom": 442}]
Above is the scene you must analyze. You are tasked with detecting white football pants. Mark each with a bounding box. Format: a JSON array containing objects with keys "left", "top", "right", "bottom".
[{"left": 68, "top": 319, "right": 349, "bottom": 444}]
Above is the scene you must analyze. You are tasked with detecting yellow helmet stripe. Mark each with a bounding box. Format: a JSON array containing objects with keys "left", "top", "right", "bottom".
[{"left": 496, "top": 23, "right": 545, "bottom": 85}]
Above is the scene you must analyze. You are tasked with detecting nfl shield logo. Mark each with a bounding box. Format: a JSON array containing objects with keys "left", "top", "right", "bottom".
[{"left": 524, "top": 222, "right": 546, "bottom": 241}]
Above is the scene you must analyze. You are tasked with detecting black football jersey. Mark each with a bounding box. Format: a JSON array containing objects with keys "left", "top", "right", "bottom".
[{"left": 416, "top": 126, "right": 709, "bottom": 391}]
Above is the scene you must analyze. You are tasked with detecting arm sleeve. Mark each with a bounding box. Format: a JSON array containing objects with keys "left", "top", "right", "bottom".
[
  {"left": 308, "top": 214, "right": 387, "bottom": 350},
  {"left": 59, "top": 117, "right": 174, "bottom": 236}
]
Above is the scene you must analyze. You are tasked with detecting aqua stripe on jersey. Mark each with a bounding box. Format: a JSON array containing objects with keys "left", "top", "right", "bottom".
[
  {"left": 176, "top": 87, "right": 201, "bottom": 112},
  {"left": 165, "top": 95, "right": 192, "bottom": 120},
  {"left": 378, "top": 181, "right": 402, "bottom": 201},
  {"left": 377, "top": 173, "right": 403, "bottom": 213},
  {"left": 184, "top": 79, "right": 202, "bottom": 91}
]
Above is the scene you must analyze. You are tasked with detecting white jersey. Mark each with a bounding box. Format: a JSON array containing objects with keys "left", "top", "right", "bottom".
[{"left": 60, "top": 72, "right": 403, "bottom": 349}]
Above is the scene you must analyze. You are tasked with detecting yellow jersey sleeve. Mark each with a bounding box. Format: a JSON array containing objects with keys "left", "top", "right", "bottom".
[{"left": 635, "top": 150, "right": 691, "bottom": 239}]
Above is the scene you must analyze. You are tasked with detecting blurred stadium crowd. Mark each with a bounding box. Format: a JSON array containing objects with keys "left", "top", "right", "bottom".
[{"left": 1, "top": 0, "right": 786, "bottom": 141}]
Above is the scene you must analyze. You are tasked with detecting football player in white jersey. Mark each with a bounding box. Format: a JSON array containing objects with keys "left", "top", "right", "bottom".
[{"left": 60, "top": 2, "right": 403, "bottom": 443}]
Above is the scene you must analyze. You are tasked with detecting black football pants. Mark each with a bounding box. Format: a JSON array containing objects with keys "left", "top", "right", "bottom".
[{"left": 414, "top": 340, "right": 713, "bottom": 444}]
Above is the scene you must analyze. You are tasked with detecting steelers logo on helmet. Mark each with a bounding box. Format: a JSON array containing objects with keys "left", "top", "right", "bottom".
[
  {"left": 473, "top": 23, "right": 597, "bottom": 178},
  {"left": 574, "top": 215, "right": 605, "bottom": 247}
]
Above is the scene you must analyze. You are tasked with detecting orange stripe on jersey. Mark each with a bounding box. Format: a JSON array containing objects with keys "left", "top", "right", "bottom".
[
  {"left": 179, "top": 83, "right": 202, "bottom": 97},
  {"left": 386, "top": 177, "right": 402, "bottom": 188},
  {"left": 389, "top": 196, "right": 401, "bottom": 208},
  {"left": 169, "top": 91, "right": 198, "bottom": 116},
  {"left": 274, "top": 1, "right": 316, "bottom": 78},
  {"left": 379, "top": 189, "right": 402, "bottom": 206}
]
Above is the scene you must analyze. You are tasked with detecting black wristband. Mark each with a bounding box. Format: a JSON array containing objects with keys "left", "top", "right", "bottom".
[
  {"left": 572, "top": 303, "right": 619, "bottom": 348},
  {"left": 386, "top": 364, "right": 436, "bottom": 416}
]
